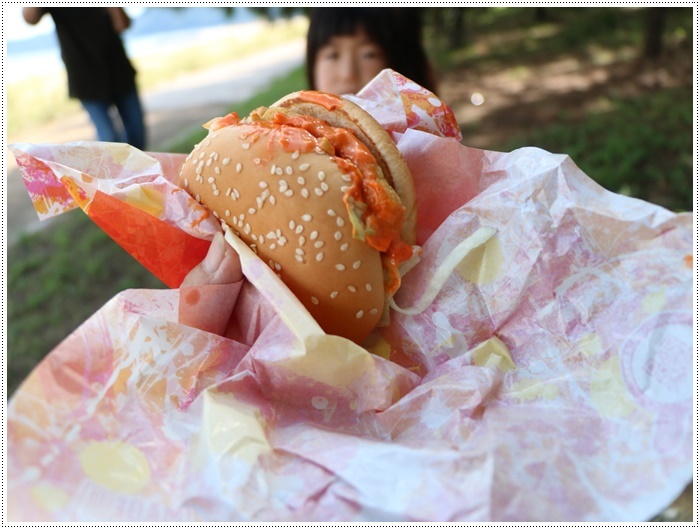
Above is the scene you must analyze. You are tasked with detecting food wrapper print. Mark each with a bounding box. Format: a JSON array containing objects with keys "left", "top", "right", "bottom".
[{"left": 7, "top": 70, "right": 692, "bottom": 522}]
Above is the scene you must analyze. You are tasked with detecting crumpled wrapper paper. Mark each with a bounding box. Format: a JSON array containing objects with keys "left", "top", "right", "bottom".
[{"left": 8, "top": 69, "right": 692, "bottom": 522}]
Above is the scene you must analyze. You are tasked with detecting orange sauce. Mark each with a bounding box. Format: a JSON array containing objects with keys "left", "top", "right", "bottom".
[{"left": 297, "top": 90, "right": 343, "bottom": 111}]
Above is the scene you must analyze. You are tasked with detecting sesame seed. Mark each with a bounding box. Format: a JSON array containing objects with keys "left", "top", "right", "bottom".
[
  {"left": 234, "top": 189, "right": 240, "bottom": 199},
  {"left": 276, "top": 229, "right": 282, "bottom": 237},
  {"left": 285, "top": 190, "right": 294, "bottom": 197},
  {"left": 244, "top": 224, "right": 251, "bottom": 234},
  {"left": 278, "top": 236, "right": 287, "bottom": 246},
  {"left": 369, "top": 308, "right": 378, "bottom": 315},
  {"left": 236, "top": 163, "right": 243, "bottom": 173},
  {"left": 256, "top": 197, "right": 263, "bottom": 208},
  {"left": 310, "top": 231, "right": 319, "bottom": 240},
  {"left": 223, "top": 157, "right": 231, "bottom": 165},
  {"left": 340, "top": 243, "right": 349, "bottom": 251},
  {"left": 292, "top": 150, "right": 300, "bottom": 160},
  {"left": 225, "top": 209, "right": 231, "bottom": 217},
  {"left": 311, "top": 296, "right": 319, "bottom": 305},
  {"left": 353, "top": 260, "right": 361, "bottom": 269},
  {"left": 334, "top": 231, "right": 343, "bottom": 241},
  {"left": 316, "top": 252, "right": 324, "bottom": 262},
  {"left": 341, "top": 186, "right": 350, "bottom": 192},
  {"left": 366, "top": 283, "right": 373, "bottom": 292},
  {"left": 267, "top": 231, "right": 277, "bottom": 239},
  {"left": 330, "top": 291, "right": 339, "bottom": 299},
  {"left": 250, "top": 244, "right": 257, "bottom": 254},
  {"left": 196, "top": 165, "right": 203, "bottom": 175},
  {"left": 335, "top": 264, "right": 346, "bottom": 271},
  {"left": 274, "top": 263, "right": 282, "bottom": 271},
  {"left": 248, "top": 208, "right": 256, "bottom": 214},
  {"left": 252, "top": 234, "right": 258, "bottom": 241},
  {"left": 213, "top": 211, "right": 220, "bottom": 219},
  {"left": 318, "top": 171, "right": 326, "bottom": 181},
  {"left": 290, "top": 220, "right": 297, "bottom": 230},
  {"left": 348, "top": 285, "right": 357, "bottom": 293},
  {"left": 299, "top": 163, "right": 310, "bottom": 171},
  {"left": 215, "top": 166, "right": 221, "bottom": 175},
  {"left": 279, "top": 180, "right": 288, "bottom": 190},
  {"left": 184, "top": 178, "right": 189, "bottom": 187},
  {"left": 199, "top": 152, "right": 206, "bottom": 159},
  {"left": 212, "top": 152, "right": 219, "bottom": 161},
  {"left": 321, "top": 182, "right": 329, "bottom": 192},
  {"left": 301, "top": 189, "right": 309, "bottom": 198},
  {"left": 285, "top": 166, "right": 293, "bottom": 175},
  {"left": 253, "top": 158, "right": 261, "bottom": 165},
  {"left": 269, "top": 260, "right": 275, "bottom": 268},
  {"left": 242, "top": 143, "right": 250, "bottom": 150},
  {"left": 314, "top": 241, "right": 324, "bottom": 249},
  {"left": 301, "top": 214, "right": 312, "bottom": 222},
  {"left": 205, "top": 139, "right": 211, "bottom": 147},
  {"left": 213, "top": 190, "right": 220, "bottom": 196},
  {"left": 270, "top": 243, "right": 277, "bottom": 250},
  {"left": 195, "top": 194, "right": 200, "bottom": 201},
  {"left": 314, "top": 188, "right": 324, "bottom": 196},
  {"left": 259, "top": 181, "right": 268, "bottom": 188},
  {"left": 299, "top": 236, "right": 306, "bottom": 246},
  {"left": 206, "top": 159, "right": 213, "bottom": 167},
  {"left": 270, "top": 194, "right": 277, "bottom": 206},
  {"left": 211, "top": 183, "right": 217, "bottom": 190},
  {"left": 295, "top": 248, "right": 305, "bottom": 255},
  {"left": 275, "top": 167, "right": 283, "bottom": 176},
  {"left": 295, "top": 225, "right": 304, "bottom": 234},
  {"left": 208, "top": 177, "right": 215, "bottom": 184},
  {"left": 356, "top": 310, "right": 364, "bottom": 319},
  {"left": 336, "top": 217, "right": 345, "bottom": 227},
  {"left": 297, "top": 176, "right": 306, "bottom": 185},
  {"left": 295, "top": 255, "right": 304, "bottom": 263},
  {"left": 259, "top": 235, "right": 265, "bottom": 245},
  {"left": 226, "top": 188, "right": 232, "bottom": 196},
  {"left": 271, "top": 165, "right": 277, "bottom": 175},
  {"left": 327, "top": 209, "right": 336, "bottom": 217},
  {"left": 341, "top": 174, "right": 352, "bottom": 182}
]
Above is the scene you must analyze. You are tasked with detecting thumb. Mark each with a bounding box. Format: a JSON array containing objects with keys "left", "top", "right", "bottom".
[{"left": 182, "top": 232, "right": 243, "bottom": 287}]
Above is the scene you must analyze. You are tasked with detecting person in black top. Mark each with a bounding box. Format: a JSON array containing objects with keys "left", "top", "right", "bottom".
[{"left": 22, "top": 7, "right": 146, "bottom": 149}]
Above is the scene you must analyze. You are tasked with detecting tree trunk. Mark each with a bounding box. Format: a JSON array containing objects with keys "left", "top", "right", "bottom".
[
  {"left": 449, "top": 8, "right": 467, "bottom": 49},
  {"left": 643, "top": 7, "right": 667, "bottom": 58}
]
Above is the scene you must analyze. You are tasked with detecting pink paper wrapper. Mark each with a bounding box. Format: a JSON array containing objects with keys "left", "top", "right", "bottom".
[{"left": 8, "top": 70, "right": 692, "bottom": 522}]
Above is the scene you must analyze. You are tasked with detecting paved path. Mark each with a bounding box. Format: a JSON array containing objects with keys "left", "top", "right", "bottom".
[{"left": 6, "top": 38, "right": 305, "bottom": 247}]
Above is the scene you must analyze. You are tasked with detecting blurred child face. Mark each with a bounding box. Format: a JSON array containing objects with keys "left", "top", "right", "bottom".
[{"left": 313, "top": 29, "right": 388, "bottom": 95}]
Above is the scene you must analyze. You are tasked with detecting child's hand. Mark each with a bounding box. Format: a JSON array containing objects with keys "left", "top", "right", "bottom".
[{"left": 182, "top": 232, "right": 243, "bottom": 287}]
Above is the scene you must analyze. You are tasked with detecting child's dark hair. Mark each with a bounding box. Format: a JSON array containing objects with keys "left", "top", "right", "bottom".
[{"left": 306, "top": 7, "right": 437, "bottom": 94}]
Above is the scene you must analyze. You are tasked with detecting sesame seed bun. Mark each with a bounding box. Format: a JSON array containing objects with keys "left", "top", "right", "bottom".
[
  {"left": 268, "top": 91, "right": 417, "bottom": 246},
  {"left": 179, "top": 92, "right": 416, "bottom": 344}
]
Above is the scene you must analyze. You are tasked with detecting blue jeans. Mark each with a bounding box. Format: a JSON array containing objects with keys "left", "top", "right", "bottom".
[{"left": 80, "top": 90, "right": 146, "bottom": 150}]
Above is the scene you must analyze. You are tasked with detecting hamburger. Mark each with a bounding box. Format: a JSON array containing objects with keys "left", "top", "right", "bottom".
[{"left": 179, "top": 90, "right": 417, "bottom": 343}]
